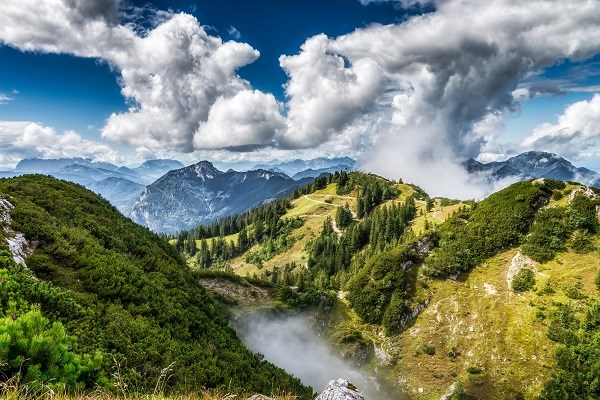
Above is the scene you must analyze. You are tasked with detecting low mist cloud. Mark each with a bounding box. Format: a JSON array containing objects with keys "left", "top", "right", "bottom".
[
  {"left": 359, "top": 121, "right": 518, "bottom": 199},
  {"left": 232, "top": 311, "right": 395, "bottom": 400}
]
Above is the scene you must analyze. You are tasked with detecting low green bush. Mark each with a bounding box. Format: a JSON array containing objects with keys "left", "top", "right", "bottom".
[{"left": 512, "top": 269, "right": 535, "bottom": 292}]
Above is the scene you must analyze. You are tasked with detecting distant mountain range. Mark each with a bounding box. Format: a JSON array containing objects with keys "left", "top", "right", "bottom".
[
  {"left": 10, "top": 157, "right": 184, "bottom": 183},
  {"left": 465, "top": 151, "right": 600, "bottom": 188},
  {"left": 0, "top": 157, "right": 184, "bottom": 213},
  {"left": 129, "top": 161, "right": 314, "bottom": 234},
  {"left": 0, "top": 157, "right": 356, "bottom": 233},
  {"left": 252, "top": 157, "right": 356, "bottom": 178}
]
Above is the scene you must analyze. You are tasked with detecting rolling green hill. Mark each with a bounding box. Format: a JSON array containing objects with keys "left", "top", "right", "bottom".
[
  {"left": 179, "top": 174, "right": 600, "bottom": 399},
  {"left": 0, "top": 175, "right": 313, "bottom": 398}
]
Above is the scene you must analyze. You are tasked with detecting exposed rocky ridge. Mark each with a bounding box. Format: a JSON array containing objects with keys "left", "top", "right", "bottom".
[
  {"left": 0, "top": 196, "right": 35, "bottom": 268},
  {"left": 197, "top": 277, "right": 272, "bottom": 306}
]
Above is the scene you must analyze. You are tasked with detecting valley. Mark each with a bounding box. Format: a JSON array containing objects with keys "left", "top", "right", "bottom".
[{"left": 176, "top": 173, "right": 600, "bottom": 399}]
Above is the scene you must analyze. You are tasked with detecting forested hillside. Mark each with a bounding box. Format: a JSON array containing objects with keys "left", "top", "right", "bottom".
[
  {"left": 0, "top": 175, "right": 312, "bottom": 398},
  {"left": 178, "top": 174, "right": 600, "bottom": 399}
]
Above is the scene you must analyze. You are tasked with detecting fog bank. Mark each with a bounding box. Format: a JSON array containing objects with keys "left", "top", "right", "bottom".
[{"left": 232, "top": 311, "right": 399, "bottom": 400}]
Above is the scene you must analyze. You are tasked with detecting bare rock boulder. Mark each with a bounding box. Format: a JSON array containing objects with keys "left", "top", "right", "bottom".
[{"left": 316, "top": 378, "right": 365, "bottom": 400}]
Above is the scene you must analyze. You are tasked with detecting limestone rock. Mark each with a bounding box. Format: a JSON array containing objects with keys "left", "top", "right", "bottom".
[{"left": 316, "top": 378, "right": 364, "bottom": 400}]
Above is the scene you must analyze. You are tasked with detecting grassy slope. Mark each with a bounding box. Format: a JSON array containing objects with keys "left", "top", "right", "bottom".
[
  {"left": 0, "top": 175, "right": 312, "bottom": 397},
  {"left": 233, "top": 184, "right": 357, "bottom": 276},
  {"left": 230, "top": 183, "right": 466, "bottom": 277},
  {"left": 388, "top": 242, "right": 599, "bottom": 399}
]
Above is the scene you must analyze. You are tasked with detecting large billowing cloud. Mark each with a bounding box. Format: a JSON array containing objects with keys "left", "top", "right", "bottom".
[
  {"left": 0, "top": 0, "right": 265, "bottom": 152},
  {"left": 332, "top": 0, "right": 600, "bottom": 196},
  {"left": 333, "top": 1, "right": 600, "bottom": 157},
  {"left": 0, "top": 121, "right": 121, "bottom": 169},
  {"left": 277, "top": 34, "right": 385, "bottom": 148}
]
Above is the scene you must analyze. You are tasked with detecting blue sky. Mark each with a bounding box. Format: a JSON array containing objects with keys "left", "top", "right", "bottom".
[
  {"left": 0, "top": 0, "right": 414, "bottom": 134},
  {"left": 1, "top": 0, "right": 600, "bottom": 195}
]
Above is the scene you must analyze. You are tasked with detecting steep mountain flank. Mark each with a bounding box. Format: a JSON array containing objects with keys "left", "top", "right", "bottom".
[
  {"left": 0, "top": 175, "right": 312, "bottom": 398},
  {"left": 130, "top": 161, "right": 310, "bottom": 234}
]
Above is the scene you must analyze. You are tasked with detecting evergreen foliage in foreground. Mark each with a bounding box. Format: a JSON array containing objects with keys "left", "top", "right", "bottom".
[{"left": 0, "top": 175, "right": 312, "bottom": 398}]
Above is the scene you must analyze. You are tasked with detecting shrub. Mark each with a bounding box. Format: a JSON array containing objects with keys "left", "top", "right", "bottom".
[
  {"left": 0, "top": 306, "right": 100, "bottom": 389},
  {"left": 421, "top": 343, "right": 436, "bottom": 355},
  {"left": 570, "top": 231, "right": 595, "bottom": 253},
  {"left": 568, "top": 194, "right": 598, "bottom": 233},
  {"left": 466, "top": 365, "right": 483, "bottom": 374},
  {"left": 521, "top": 207, "right": 569, "bottom": 263},
  {"left": 447, "top": 346, "right": 458, "bottom": 359},
  {"left": 565, "top": 284, "right": 585, "bottom": 300},
  {"left": 552, "top": 191, "right": 564, "bottom": 201},
  {"left": 512, "top": 268, "right": 535, "bottom": 292}
]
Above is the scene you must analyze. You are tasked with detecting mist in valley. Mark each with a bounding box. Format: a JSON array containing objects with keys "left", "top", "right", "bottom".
[{"left": 232, "top": 311, "right": 400, "bottom": 400}]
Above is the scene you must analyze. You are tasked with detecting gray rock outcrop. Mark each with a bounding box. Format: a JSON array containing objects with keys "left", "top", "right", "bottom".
[{"left": 316, "top": 378, "right": 364, "bottom": 400}]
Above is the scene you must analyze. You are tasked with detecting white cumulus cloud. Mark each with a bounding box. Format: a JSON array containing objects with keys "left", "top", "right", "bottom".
[
  {"left": 194, "top": 90, "right": 285, "bottom": 150},
  {"left": 278, "top": 34, "right": 385, "bottom": 148},
  {"left": 521, "top": 93, "right": 600, "bottom": 158},
  {"left": 0, "top": 121, "right": 122, "bottom": 169}
]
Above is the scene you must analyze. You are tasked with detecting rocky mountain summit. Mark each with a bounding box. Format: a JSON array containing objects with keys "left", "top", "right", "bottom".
[
  {"left": 465, "top": 151, "right": 600, "bottom": 187},
  {"left": 129, "top": 161, "right": 312, "bottom": 233}
]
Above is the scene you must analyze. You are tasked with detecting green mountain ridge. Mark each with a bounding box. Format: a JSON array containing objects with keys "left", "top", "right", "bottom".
[
  {"left": 2, "top": 172, "right": 599, "bottom": 399},
  {"left": 0, "top": 174, "right": 313, "bottom": 398}
]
